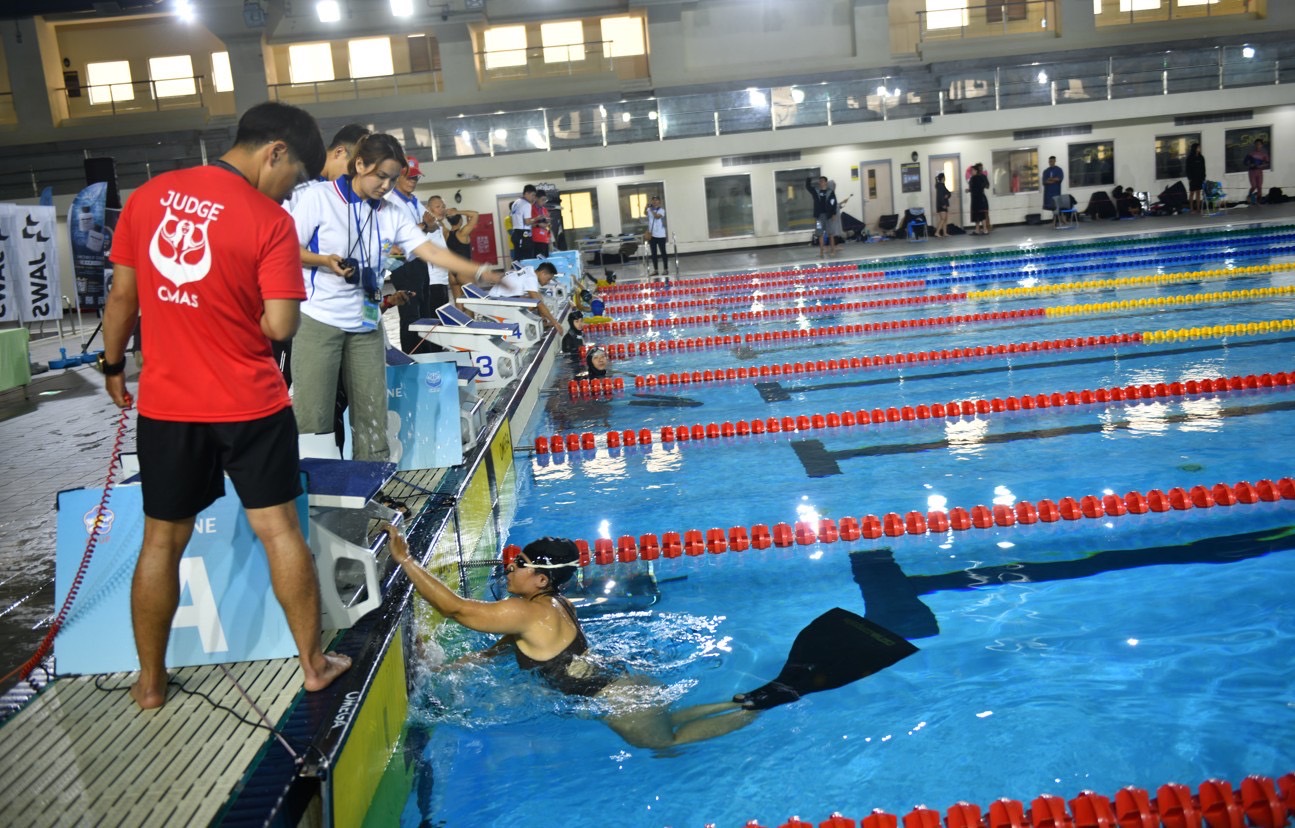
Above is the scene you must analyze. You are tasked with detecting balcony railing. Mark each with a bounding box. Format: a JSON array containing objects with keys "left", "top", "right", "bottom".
[
  {"left": 475, "top": 40, "right": 648, "bottom": 84},
  {"left": 55, "top": 76, "right": 217, "bottom": 120},
  {"left": 1093, "top": 0, "right": 1253, "bottom": 28},
  {"left": 267, "top": 69, "right": 443, "bottom": 105},
  {"left": 918, "top": 1, "right": 1058, "bottom": 44},
  {"left": 417, "top": 41, "right": 1291, "bottom": 163}
]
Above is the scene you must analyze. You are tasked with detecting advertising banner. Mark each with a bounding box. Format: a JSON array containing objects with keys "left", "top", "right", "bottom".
[
  {"left": 0, "top": 204, "right": 16, "bottom": 323},
  {"left": 386, "top": 360, "right": 462, "bottom": 469},
  {"left": 69, "top": 182, "right": 110, "bottom": 310},
  {"left": 11, "top": 204, "right": 63, "bottom": 322},
  {"left": 54, "top": 484, "right": 308, "bottom": 675}
]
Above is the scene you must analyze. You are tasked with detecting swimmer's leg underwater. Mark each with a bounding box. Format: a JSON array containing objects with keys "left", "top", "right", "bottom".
[{"left": 734, "top": 608, "right": 917, "bottom": 710}]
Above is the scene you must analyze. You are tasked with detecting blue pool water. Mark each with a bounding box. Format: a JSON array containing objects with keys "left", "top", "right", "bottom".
[{"left": 404, "top": 228, "right": 1295, "bottom": 827}]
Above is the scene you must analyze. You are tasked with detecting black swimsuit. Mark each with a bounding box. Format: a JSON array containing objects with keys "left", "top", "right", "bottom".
[{"left": 513, "top": 597, "right": 617, "bottom": 697}]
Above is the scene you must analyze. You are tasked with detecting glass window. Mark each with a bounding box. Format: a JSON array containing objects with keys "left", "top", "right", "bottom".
[
  {"left": 289, "top": 43, "right": 335, "bottom": 84},
  {"left": 561, "top": 189, "right": 600, "bottom": 239},
  {"left": 774, "top": 168, "right": 820, "bottom": 233},
  {"left": 348, "top": 37, "right": 394, "bottom": 79},
  {"left": 149, "top": 55, "right": 195, "bottom": 98},
  {"left": 617, "top": 182, "right": 661, "bottom": 235},
  {"left": 991, "top": 148, "right": 1038, "bottom": 196},
  {"left": 1224, "top": 126, "right": 1270, "bottom": 174},
  {"left": 704, "top": 174, "right": 753, "bottom": 238},
  {"left": 600, "top": 16, "right": 645, "bottom": 58},
  {"left": 1155, "top": 133, "right": 1201, "bottom": 179},
  {"left": 1094, "top": 0, "right": 1161, "bottom": 11},
  {"left": 86, "top": 60, "right": 134, "bottom": 105},
  {"left": 211, "top": 52, "right": 233, "bottom": 93},
  {"left": 1069, "top": 141, "right": 1115, "bottom": 187},
  {"left": 483, "top": 25, "right": 528, "bottom": 70},
  {"left": 925, "top": 0, "right": 969, "bottom": 30},
  {"left": 541, "top": 21, "right": 585, "bottom": 64}
]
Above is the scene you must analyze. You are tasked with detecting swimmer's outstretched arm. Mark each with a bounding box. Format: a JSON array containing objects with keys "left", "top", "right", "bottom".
[
  {"left": 445, "top": 635, "right": 517, "bottom": 668},
  {"left": 387, "top": 527, "right": 533, "bottom": 636}
]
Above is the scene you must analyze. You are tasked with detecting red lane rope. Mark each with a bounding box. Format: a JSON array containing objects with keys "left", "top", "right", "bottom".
[
  {"left": 598, "top": 263, "right": 870, "bottom": 296},
  {"left": 584, "top": 306, "right": 1042, "bottom": 337},
  {"left": 503, "top": 476, "right": 1295, "bottom": 567},
  {"left": 0, "top": 404, "right": 132, "bottom": 687},
  {"left": 608, "top": 333, "right": 1142, "bottom": 384},
  {"left": 602, "top": 278, "right": 924, "bottom": 313},
  {"left": 584, "top": 292, "right": 970, "bottom": 333},
  {"left": 712, "top": 773, "right": 1295, "bottom": 828},
  {"left": 548, "top": 369, "right": 1289, "bottom": 451}
]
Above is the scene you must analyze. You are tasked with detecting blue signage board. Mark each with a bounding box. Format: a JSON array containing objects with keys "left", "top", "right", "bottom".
[
  {"left": 54, "top": 484, "right": 307, "bottom": 675},
  {"left": 386, "top": 359, "right": 463, "bottom": 470}
]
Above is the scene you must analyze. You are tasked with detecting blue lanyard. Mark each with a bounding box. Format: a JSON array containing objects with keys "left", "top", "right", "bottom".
[{"left": 347, "top": 199, "right": 383, "bottom": 269}]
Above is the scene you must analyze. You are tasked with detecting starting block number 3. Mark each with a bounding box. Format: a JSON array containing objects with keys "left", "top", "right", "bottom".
[{"left": 475, "top": 355, "right": 494, "bottom": 377}]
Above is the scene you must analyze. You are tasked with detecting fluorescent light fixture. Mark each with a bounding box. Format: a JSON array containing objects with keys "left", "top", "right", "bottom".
[
  {"left": 175, "top": 0, "right": 195, "bottom": 22},
  {"left": 748, "top": 88, "right": 767, "bottom": 108},
  {"left": 493, "top": 128, "right": 507, "bottom": 140},
  {"left": 1037, "top": 71, "right": 1048, "bottom": 85},
  {"left": 1242, "top": 45, "right": 1255, "bottom": 59},
  {"left": 390, "top": 0, "right": 413, "bottom": 16},
  {"left": 316, "top": 0, "right": 341, "bottom": 23}
]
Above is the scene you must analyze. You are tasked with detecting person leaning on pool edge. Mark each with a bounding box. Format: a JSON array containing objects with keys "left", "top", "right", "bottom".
[{"left": 386, "top": 528, "right": 756, "bottom": 748}]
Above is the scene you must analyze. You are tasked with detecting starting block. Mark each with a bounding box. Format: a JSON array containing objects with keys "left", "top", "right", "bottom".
[
  {"left": 457, "top": 283, "right": 543, "bottom": 345},
  {"left": 301, "top": 458, "right": 399, "bottom": 630},
  {"left": 409, "top": 304, "right": 522, "bottom": 387}
]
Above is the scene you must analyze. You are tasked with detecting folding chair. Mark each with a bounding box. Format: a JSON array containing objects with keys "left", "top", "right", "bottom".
[{"left": 1052, "top": 193, "right": 1078, "bottom": 229}]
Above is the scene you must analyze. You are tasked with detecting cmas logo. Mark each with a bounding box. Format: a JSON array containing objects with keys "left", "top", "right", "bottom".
[
  {"left": 83, "top": 505, "right": 115, "bottom": 541},
  {"left": 425, "top": 369, "right": 443, "bottom": 391}
]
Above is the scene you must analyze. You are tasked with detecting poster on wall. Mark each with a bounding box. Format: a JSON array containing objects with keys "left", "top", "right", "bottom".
[
  {"left": 1224, "top": 126, "right": 1271, "bottom": 174},
  {"left": 901, "top": 163, "right": 922, "bottom": 193},
  {"left": 70, "top": 182, "right": 110, "bottom": 311},
  {"left": 0, "top": 205, "right": 17, "bottom": 323},
  {"left": 8, "top": 204, "right": 63, "bottom": 323}
]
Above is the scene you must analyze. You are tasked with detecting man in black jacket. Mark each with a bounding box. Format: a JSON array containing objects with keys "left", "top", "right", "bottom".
[{"left": 805, "top": 175, "right": 839, "bottom": 257}]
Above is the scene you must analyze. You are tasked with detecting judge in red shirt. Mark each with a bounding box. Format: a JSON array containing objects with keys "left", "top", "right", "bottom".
[{"left": 101, "top": 102, "right": 350, "bottom": 709}]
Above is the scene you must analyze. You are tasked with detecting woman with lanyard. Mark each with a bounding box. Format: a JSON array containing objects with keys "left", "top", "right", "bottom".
[{"left": 290, "top": 133, "right": 495, "bottom": 460}]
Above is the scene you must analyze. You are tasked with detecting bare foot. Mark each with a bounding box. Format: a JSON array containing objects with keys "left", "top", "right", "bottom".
[
  {"left": 130, "top": 678, "right": 168, "bottom": 710},
  {"left": 303, "top": 652, "right": 351, "bottom": 692}
]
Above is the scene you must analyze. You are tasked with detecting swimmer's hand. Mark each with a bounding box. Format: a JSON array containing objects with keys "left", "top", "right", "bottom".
[{"left": 385, "top": 524, "right": 411, "bottom": 565}]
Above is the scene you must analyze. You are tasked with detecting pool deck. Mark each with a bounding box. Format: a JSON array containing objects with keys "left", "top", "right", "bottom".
[{"left": 2, "top": 202, "right": 1295, "bottom": 825}]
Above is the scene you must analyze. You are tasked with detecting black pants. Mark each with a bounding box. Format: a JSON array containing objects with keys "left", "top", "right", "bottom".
[
  {"left": 648, "top": 237, "right": 667, "bottom": 272},
  {"left": 390, "top": 258, "right": 450, "bottom": 353}
]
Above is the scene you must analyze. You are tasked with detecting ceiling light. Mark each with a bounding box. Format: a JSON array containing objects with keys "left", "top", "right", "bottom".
[
  {"left": 748, "top": 88, "right": 767, "bottom": 108},
  {"left": 390, "top": 0, "right": 413, "bottom": 17},
  {"left": 1242, "top": 45, "right": 1255, "bottom": 59},
  {"left": 493, "top": 128, "right": 507, "bottom": 140},
  {"left": 790, "top": 87, "right": 805, "bottom": 104},
  {"left": 647, "top": 110, "right": 658, "bottom": 120},
  {"left": 175, "top": 0, "right": 195, "bottom": 22},
  {"left": 315, "top": 1, "right": 341, "bottom": 23},
  {"left": 1037, "top": 71, "right": 1048, "bottom": 85},
  {"left": 620, "top": 112, "right": 631, "bottom": 123}
]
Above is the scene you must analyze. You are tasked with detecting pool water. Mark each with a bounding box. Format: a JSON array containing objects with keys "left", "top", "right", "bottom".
[{"left": 403, "top": 228, "right": 1295, "bottom": 827}]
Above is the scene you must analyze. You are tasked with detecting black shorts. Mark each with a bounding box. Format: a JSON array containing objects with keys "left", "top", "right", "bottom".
[{"left": 137, "top": 407, "right": 303, "bottom": 520}]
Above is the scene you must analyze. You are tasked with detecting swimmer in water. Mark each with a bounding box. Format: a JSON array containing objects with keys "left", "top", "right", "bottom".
[{"left": 388, "top": 529, "right": 756, "bottom": 748}]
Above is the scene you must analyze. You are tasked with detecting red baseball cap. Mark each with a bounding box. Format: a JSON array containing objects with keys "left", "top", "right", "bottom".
[{"left": 404, "top": 156, "right": 423, "bottom": 179}]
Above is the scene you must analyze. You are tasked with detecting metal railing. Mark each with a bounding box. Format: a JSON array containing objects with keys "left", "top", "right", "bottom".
[
  {"left": 55, "top": 76, "right": 213, "bottom": 119},
  {"left": 918, "top": 1, "right": 1058, "bottom": 43},
  {"left": 475, "top": 40, "right": 635, "bottom": 81},
  {"left": 1093, "top": 0, "right": 1254, "bottom": 28},
  {"left": 267, "top": 68, "right": 443, "bottom": 105}
]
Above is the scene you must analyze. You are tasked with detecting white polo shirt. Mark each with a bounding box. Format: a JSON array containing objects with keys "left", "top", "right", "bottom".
[
  {"left": 646, "top": 205, "right": 667, "bottom": 238},
  {"left": 509, "top": 197, "right": 531, "bottom": 234},
  {"left": 385, "top": 189, "right": 423, "bottom": 227},
  {"left": 425, "top": 223, "right": 449, "bottom": 288},
  {"left": 488, "top": 266, "right": 541, "bottom": 298},
  {"left": 290, "top": 175, "right": 432, "bottom": 332}
]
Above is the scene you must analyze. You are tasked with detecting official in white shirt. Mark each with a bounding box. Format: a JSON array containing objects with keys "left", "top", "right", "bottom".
[
  {"left": 644, "top": 194, "right": 668, "bottom": 276},
  {"left": 289, "top": 134, "right": 497, "bottom": 460},
  {"left": 489, "top": 261, "right": 562, "bottom": 332}
]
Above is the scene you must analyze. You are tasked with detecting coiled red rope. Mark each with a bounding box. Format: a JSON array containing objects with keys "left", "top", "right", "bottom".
[{"left": 0, "top": 403, "right": 132, "bottom": 686}]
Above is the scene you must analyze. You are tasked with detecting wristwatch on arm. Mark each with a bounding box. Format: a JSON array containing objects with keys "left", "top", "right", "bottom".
[{"left": 96, "top": 353, "right": 127, "bottom": 376}]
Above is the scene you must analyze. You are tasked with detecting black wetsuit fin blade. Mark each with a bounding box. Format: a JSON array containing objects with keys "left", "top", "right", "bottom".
[{"left": 733, "top": 608, "right": 917, "bottom": 710}]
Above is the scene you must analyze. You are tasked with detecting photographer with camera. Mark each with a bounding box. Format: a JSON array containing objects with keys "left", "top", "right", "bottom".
[{"left": 291, "top": 133, "right": 498, "bottom": 461}]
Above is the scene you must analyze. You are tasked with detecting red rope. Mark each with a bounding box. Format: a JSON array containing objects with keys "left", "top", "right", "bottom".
[{"left": 0, "top": 404, "right": 132, "bottom": 687}]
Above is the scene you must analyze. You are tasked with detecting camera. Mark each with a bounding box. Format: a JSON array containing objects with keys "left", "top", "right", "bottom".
[{"left": 340, "top": 257, "right": 361, "bottom": 284}]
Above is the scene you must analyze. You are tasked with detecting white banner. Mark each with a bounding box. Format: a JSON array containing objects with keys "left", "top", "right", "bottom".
[
  {"left": 12, "top": 204, "right": 62, "bottom": 322},
  {"left": 0, "top": 204, "right": 17, "bottom": 323}
]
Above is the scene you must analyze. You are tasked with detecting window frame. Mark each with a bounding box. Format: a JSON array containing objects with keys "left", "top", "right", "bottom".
[
  {"left": 288, "top": 42, "right": 336, "bottom": 85},
  {"left": 704, "top": 173, "right": 754, "bottom": 240},
  {"left": 773, "top": 167, "right": 821, "bottom": 233},
  {"left": 990, "top": 147, "right": 1039, "bottom": 196},
  {"left": 86, "top": 60, "right": 134, "bottom": 106},
  {"left": 148, "top": 55, "right": 196, "bottom": 99},
  {"left": 483, "top": 25, "right": 528, "bottom": 70},
  {"left": 617, "top": 181, "right": 663, "bottom": 235},
  {"left": 347, "top": 37, "right": 395, "bottom": 80},
  {"left": 1068, "top": 140, "right": 1116, "bottom": 188},
  {"left": 541, "top": 20, "right": 586, "bottom": 65},
  {"left": 599, "top": 16, "right": 645, "bottom": 59}
]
